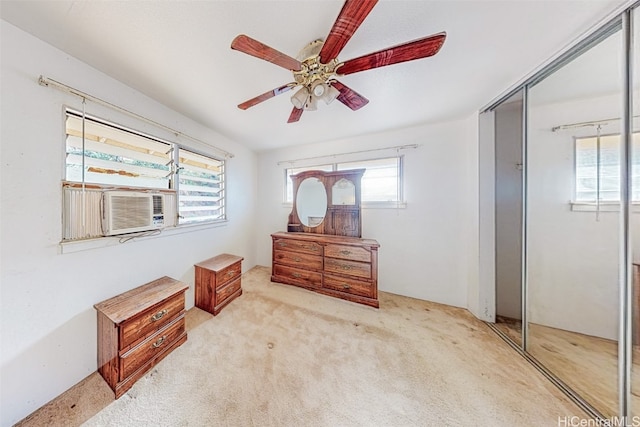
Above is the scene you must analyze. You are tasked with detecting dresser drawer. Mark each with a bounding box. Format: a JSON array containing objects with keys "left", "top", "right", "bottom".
[
  {"left": 273, "top": 238, "right": 323, "bottom": 256},
  {"left": 274, "top": 264, "right": 322, "bottom": 287},
  {"left": 324, "top": 258, "right": 371, "bottom": 279},
  {"left": 274, "top": 249, "right": 322, "bottom": 270},
  {"left": 215, "top": 261, "right": 241, "bottom": 288},
  {"left": 120, "top": 316, "right": 186, "bottom": 381},
  {"left": 325, "top": 244, "right": 371, "bottom": 263},
  {"left": 324, "top": 274, "right": 374, "bottom": 298},
  {"left": 120, "top": 292, "right": 185, "bottom": 351},
  {"left": 216, "top": 276, "right": 241, "bottom": 307}
]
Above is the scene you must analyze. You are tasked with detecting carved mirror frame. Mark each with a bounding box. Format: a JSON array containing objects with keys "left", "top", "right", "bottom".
[{"left": 288, "top": 169, "right": 365, "bottom": 237}]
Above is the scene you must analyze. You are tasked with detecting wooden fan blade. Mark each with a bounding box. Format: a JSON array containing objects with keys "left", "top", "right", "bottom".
[
  {"left": 288, "top": 107, "right": 304, "bottom": 123},
  {"left": 337, "top": 32, "right": 446, "bottom": 75},
  {"left": 319, "top": 0, "right": 378, "bottom": 64},
  {"left": 238, "top": 83, "right": 298, "bottom": 110},
  {"left": 332, "top": 81, "right": 369, "bottom": 111},
  {"left": 231, "top": 34, "right": 303, "bottom": 71}
]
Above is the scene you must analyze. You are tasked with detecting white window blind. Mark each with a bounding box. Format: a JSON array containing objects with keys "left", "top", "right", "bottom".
[
  {"left": 575, "top": 133, "right": 640, "bottom": 202},
  {"left": 178, "top": 148, "right": 225, "bottom": 224}
]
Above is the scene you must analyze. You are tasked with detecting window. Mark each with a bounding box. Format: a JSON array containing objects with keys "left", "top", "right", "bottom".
[
  {"left": 177, "top": 148, "right": 225, "bottom": 224},
  {"left": 575, "top": 133, "right": 640, "bottom": 202},
  {"left": 284, "top": 157, "right": 403, "bottom": 206},
  {"left": 337, "top": 158, "right": 401, "bottom": 203},
  {"left": 65, "top": 112, "right": 171, "bottom": 189},
  {"left": 64, "top": 110, "right": 225, "bottom": 241},
  {"left": 285, "top": 164, "right": 333, "bottom": 202}
]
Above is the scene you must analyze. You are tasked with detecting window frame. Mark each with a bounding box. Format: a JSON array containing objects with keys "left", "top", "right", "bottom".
[
  {"left": 283, "top": 155, "right": 405, "bottom": 208},
  {"left": 63, "top": 108, "right": 227, "bottom": 243}
]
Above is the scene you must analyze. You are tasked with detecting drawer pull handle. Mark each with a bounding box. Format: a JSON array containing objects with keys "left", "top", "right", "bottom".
[
  {"left": 278, "top": 242, "right": 287, "bottom": 247},
  {"left": 151, "top": 309, "right": 168, "bottom": 322},
  {"left": 341, "top": 265, "right": 352, "bottom": 270},
  {"left": 226, "top": 270, "right": 237, "bottom": 278},
  {"left": 152, "top": 336, "right": 166, "bottom": 348},
  {"left": 294, "top": 257, "right": 302, "bottom": 262},
  {"left": 342, "top": 284, "right": 351, "bottom": 289},
  {"left": 292, "top": 273, "right": 302, "bottom": 278},
  {"left": 340, "top": 250, "right": 352, "bottom": 256}
]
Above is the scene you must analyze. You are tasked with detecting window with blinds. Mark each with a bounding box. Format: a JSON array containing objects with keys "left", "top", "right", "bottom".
[
  {"left": 178, "top": 149, "right": 225, "bottom": 224},
  {"left": 575, "top": 133, "right": 640, "bottom": 202}
]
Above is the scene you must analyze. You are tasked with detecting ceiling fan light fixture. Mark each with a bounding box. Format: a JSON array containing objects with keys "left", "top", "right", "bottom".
[
  {"left": 323, "top": 84, "right": 340, "bottom": 105},
  {"left": 311, "top": 80, "right": 327, "bottom": 97},
  {"left": 291, "top": 87, "right": 309, "bottom": 109},
  {"left": 304, "top": 95, "right": 318, "bottom": 111}
]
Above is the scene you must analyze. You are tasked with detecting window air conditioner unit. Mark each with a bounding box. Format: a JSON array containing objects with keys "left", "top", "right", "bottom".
[{"left": 102, "top": 191, "right": 168, "bottom": 236}]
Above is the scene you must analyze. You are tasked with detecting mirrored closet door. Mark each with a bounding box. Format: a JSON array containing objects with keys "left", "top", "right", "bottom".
[
  {"left": 526, "top": 24, "right": 624, "bottom": 417},
  {"left": 483, "top": 3, "right": 640, "bottom": 420},
  {"left": 631, "top": 5, "right": 640, "bottom": 420}
]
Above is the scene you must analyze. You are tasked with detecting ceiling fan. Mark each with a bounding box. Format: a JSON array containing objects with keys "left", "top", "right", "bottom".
[{"left": 230, "top": 0, "right": 446, "bottom": 123}]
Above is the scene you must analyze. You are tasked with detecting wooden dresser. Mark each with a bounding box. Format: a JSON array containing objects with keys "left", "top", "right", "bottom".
[
  {"left": 271, "top": 232, "right": 379, "bottom": 308},
  {"left": 94, "top": 276, "right": 188, "bottom": 398},
  {"left": 195, "top": 253, "right": 243, "bottom": 315}
]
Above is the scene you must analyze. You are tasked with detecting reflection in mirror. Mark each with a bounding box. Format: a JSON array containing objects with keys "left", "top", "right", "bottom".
[
  {"left": 296, "top": 177, "right": 327, "bottom": 227},
  {"left": 527, "top": 28, "right": 622, "bottom": 417},
  {"left": 332, "top": 178, "right": 356, "bottom": 205}
]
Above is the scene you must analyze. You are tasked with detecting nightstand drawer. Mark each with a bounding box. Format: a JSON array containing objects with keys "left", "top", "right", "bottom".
[
  {"left": 274, "top": 249, "right": 323, "bottom": 270},
  {"left": 216, "top": 261, "right": 242, "bottom": 288},
  {"left": 325, "top": 244, "right": 371, "bottom": 263},
  {"left": 216, "top": 277, "right": 241, "bottom": 307},
  {"left": 120, "top": 292, "right": 185, "bottom": 351},
  {"left": 120, "top": 316, "right": 186, "bottom": 381}
]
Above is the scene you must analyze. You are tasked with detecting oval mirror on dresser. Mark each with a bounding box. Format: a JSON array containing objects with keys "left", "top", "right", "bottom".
[{"left": 296, "top": 177, "right": 327, "bottom": 227}]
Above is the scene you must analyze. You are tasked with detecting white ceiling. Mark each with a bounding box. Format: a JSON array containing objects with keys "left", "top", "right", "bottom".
[{"left": 0, "top": 0, "right": 628, "bottom": 151}]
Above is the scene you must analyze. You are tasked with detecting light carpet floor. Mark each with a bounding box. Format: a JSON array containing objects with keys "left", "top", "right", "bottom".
[{"left": 19, "top": 266, "right": 583, "bottom": 426}]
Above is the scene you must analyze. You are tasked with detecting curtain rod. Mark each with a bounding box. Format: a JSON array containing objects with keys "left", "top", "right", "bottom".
[
  {"left": 276, "top": 144, "right": 419, "bottom": 165},
  {"left": 552, "top": 114, "right": 640, "bottom": 132},
  {"left": 38, "top": 75, "right": 234, "bottom": 159}
]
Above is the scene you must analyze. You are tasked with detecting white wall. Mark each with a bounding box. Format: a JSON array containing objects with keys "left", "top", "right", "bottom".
[
  {"left": 0, "top": 21, "right": 258, "bottom": 426},
  {"left": 527, "top": 92, "right": 625, "bottom": 341},
  {"left": 256, "top": 116, "right": 479, "bottom": 308}
]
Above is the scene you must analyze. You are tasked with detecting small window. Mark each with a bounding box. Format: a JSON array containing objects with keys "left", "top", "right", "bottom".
[
  {"left": 337, "top": 157, "right": 401, "bottom": 203},
  {"left": 65, "top": 112, "right": 171, "bottom": 189},
  {"left": 284, "top": 156, "right": 403, "bottom": 206},
  {"left": 575, "top": 133, "right": 640, "bottom": 202},
  {"left": 284, "top": 164, "right": 333, "bottom": 202},
  {"left": 178, "top": 148, "right": 225, "bottom": 224}
]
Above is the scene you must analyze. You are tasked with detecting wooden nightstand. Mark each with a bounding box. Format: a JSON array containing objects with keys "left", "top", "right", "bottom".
[{"left": 195, "top": 253, "right": 244, "bottom": 315}]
